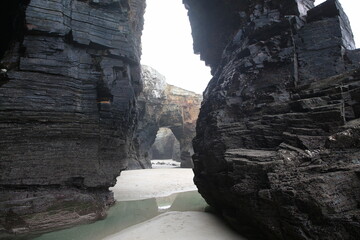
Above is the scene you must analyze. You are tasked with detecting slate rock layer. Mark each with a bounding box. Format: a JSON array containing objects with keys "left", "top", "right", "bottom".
[
  {"left": 185, "top": 0, "right": 360, "bottom": 239},
  {"left": 0, "top": 0, "right": 145, "bottom": 235}
]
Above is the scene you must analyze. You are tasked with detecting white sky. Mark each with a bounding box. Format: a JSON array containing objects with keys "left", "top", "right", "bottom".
[
  {"left": 140, "top": 0, "right": 211, "bottom": 94},
  {"left": 315, "top": 0, "right": 360, "bottom": 47},
  {"left": 141, "top": 0, "right": 360, "bottom": 94}
]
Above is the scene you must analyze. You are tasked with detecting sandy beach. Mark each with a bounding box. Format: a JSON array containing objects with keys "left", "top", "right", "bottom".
[
  {"left": 107, "top": 168, "right": 246, "bottom": 240},
  {"left": 103, "top": 211, "right": 243, "bottom": 240},
  {"left": 34, "top": 168, "right": 246, "bottom": 240},
  {"left": 110, "top": 168, "right": 197, "bottom": 201}
]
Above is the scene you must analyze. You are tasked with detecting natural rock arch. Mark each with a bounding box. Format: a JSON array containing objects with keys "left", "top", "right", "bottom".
[
  {"left": 150, "top": 127, "right": 181, "bottom": 161},
  {"left": 2, "top": 0, "right": 359, "bottom": 238},
  {"left": 128, "top": 65, "right": 202, "bottom": 169}
]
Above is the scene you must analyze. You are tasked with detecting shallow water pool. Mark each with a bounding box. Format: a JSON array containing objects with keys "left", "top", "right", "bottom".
[{"left": 31, "top": 191, "right": 207, "bottom": 240}]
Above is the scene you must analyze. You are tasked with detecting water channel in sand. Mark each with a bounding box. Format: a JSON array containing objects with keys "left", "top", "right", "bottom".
[
  {"left": 31, "top": 168, "right": 245, "bottom": 240},
  {"left": 33, "top": 191, "right": 207, "bottom": 240}
]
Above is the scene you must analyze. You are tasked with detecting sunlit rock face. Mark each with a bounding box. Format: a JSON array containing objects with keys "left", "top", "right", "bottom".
[
  {"left": 0, "top": 0, "right": 145, "bottom": 235},
  {"left": 185, "top": 0, "right": 360, "bottom": 239},
  {"left": 128, "top": 65, "right": 201, "bottom": 169}
]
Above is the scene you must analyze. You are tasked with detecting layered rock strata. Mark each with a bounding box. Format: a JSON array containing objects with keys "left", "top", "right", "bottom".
[
  {"left": 185, "top": 0, "right": 360, "bottom": 239},
  {"left": 128, "top": 65, "right": 201, "bottom": 169},
  {"left": 0, "top": 0, "right": 145, "bottom": 236}
]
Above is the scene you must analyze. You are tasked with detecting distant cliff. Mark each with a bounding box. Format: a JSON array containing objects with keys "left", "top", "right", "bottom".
[
  {"left": 128, "top": 65, "right": 202, "bottom": 169},
  {"left": 185, "top": 0, "right": 360, "bottom": 239},
  {"left": 0, "top": 0, "right": 145, "bottom": 235}
]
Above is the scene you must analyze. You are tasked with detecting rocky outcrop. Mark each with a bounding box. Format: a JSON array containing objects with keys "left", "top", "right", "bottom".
[
  {"left": 0, "top": 0, "right": 145, "bottom": 236},
  {"left": 151, "top": 127, "right": 181, "bottom": 161},
  {"left": 185, "top": 0, "right": 360, "bottom": 239},
  {"left": 128, "top": 65, "right": 201, "bottom": 169}
]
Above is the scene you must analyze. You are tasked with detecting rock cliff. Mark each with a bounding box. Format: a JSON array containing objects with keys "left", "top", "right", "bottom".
[
  {"left": 0, "top": 0, "right": 145, "bottom": 236},
  {"left": 128, "top": 65, "right": 202, "bottom": 169},
  {"left": 185, "top": 0, "right": 360, "bottom": 239}
]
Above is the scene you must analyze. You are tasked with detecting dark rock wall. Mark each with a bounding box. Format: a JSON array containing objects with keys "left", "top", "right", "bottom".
[
  {"left": 0, "top": 0, "right": 145, "bottom": 235},
  {"left": 185, "top": 0, "right": 360, "bottom": 239}
]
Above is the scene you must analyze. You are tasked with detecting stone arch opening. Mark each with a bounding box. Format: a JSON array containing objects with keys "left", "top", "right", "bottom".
[
  {"left": 127, "top": 65, "right": 202, "bottom": 170},
  {"left": 150, "top": 127, "right": 181, "bottom": 162},
  {"left": 0, "top": 0, "right": 360, "bottom": 236},
  {"left": 124, "top": 0, "right": 208, "bottom": 170}
]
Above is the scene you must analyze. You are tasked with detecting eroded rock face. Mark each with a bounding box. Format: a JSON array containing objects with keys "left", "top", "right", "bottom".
[
  {"left": 128, "top": 65, "right": 201, "bottom": 169},
  {"left": 185, "top": 0, "right": 360, "bottom": 239},
  {"left": 0, "top": 0, "right": 145, "bottom": 235}
]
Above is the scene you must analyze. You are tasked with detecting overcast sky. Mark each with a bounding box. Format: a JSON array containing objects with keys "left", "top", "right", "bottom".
[
  {"left": 141, "top": 0, "right": 360, "bottom": 94},
  {"left": 316, "top": 1, "right": 360, "bottom": 46}
]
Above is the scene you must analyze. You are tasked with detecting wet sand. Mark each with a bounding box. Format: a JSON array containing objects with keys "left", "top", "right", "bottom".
[
  {"left": 110, "top": 168, "right": 197, "bottom": 201},
  {"left": 34, "top": 168, "right": 246, "bottom": 240},
  {"left": 107, "top": 168, "right": 246, "bottom": 240},
  {"left": 103, "top": 211, "right": 243, "bottom": 240}
]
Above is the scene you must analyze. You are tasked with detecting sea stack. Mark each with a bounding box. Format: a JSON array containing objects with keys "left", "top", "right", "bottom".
[{"left": 185, "top": 0, "right": 360, "bottom": 239}]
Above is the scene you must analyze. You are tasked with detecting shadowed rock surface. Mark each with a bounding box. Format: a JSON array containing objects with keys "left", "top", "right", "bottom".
[
  {"left": 151, "top": 128, "right": 181, "bottom": 161},
  {"left": 128, "top": 65, "right": 202, "bottom": 169},
  {"left": 185, "top": 0, "right": 360, "bottom": 239},
  {"left": 0, "top": 0, "right": 145, "bottom": 236}
]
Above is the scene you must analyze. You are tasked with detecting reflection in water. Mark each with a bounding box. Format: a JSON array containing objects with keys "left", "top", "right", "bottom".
[
  {"left": 170, "top": 191, "right": 207, "bottom": 212},
  {"left": 156, "top": 194, "right": 177, "bottom": 211},
  {"left": 32, "top": 191, "right": 207, "bottom": 240}
]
